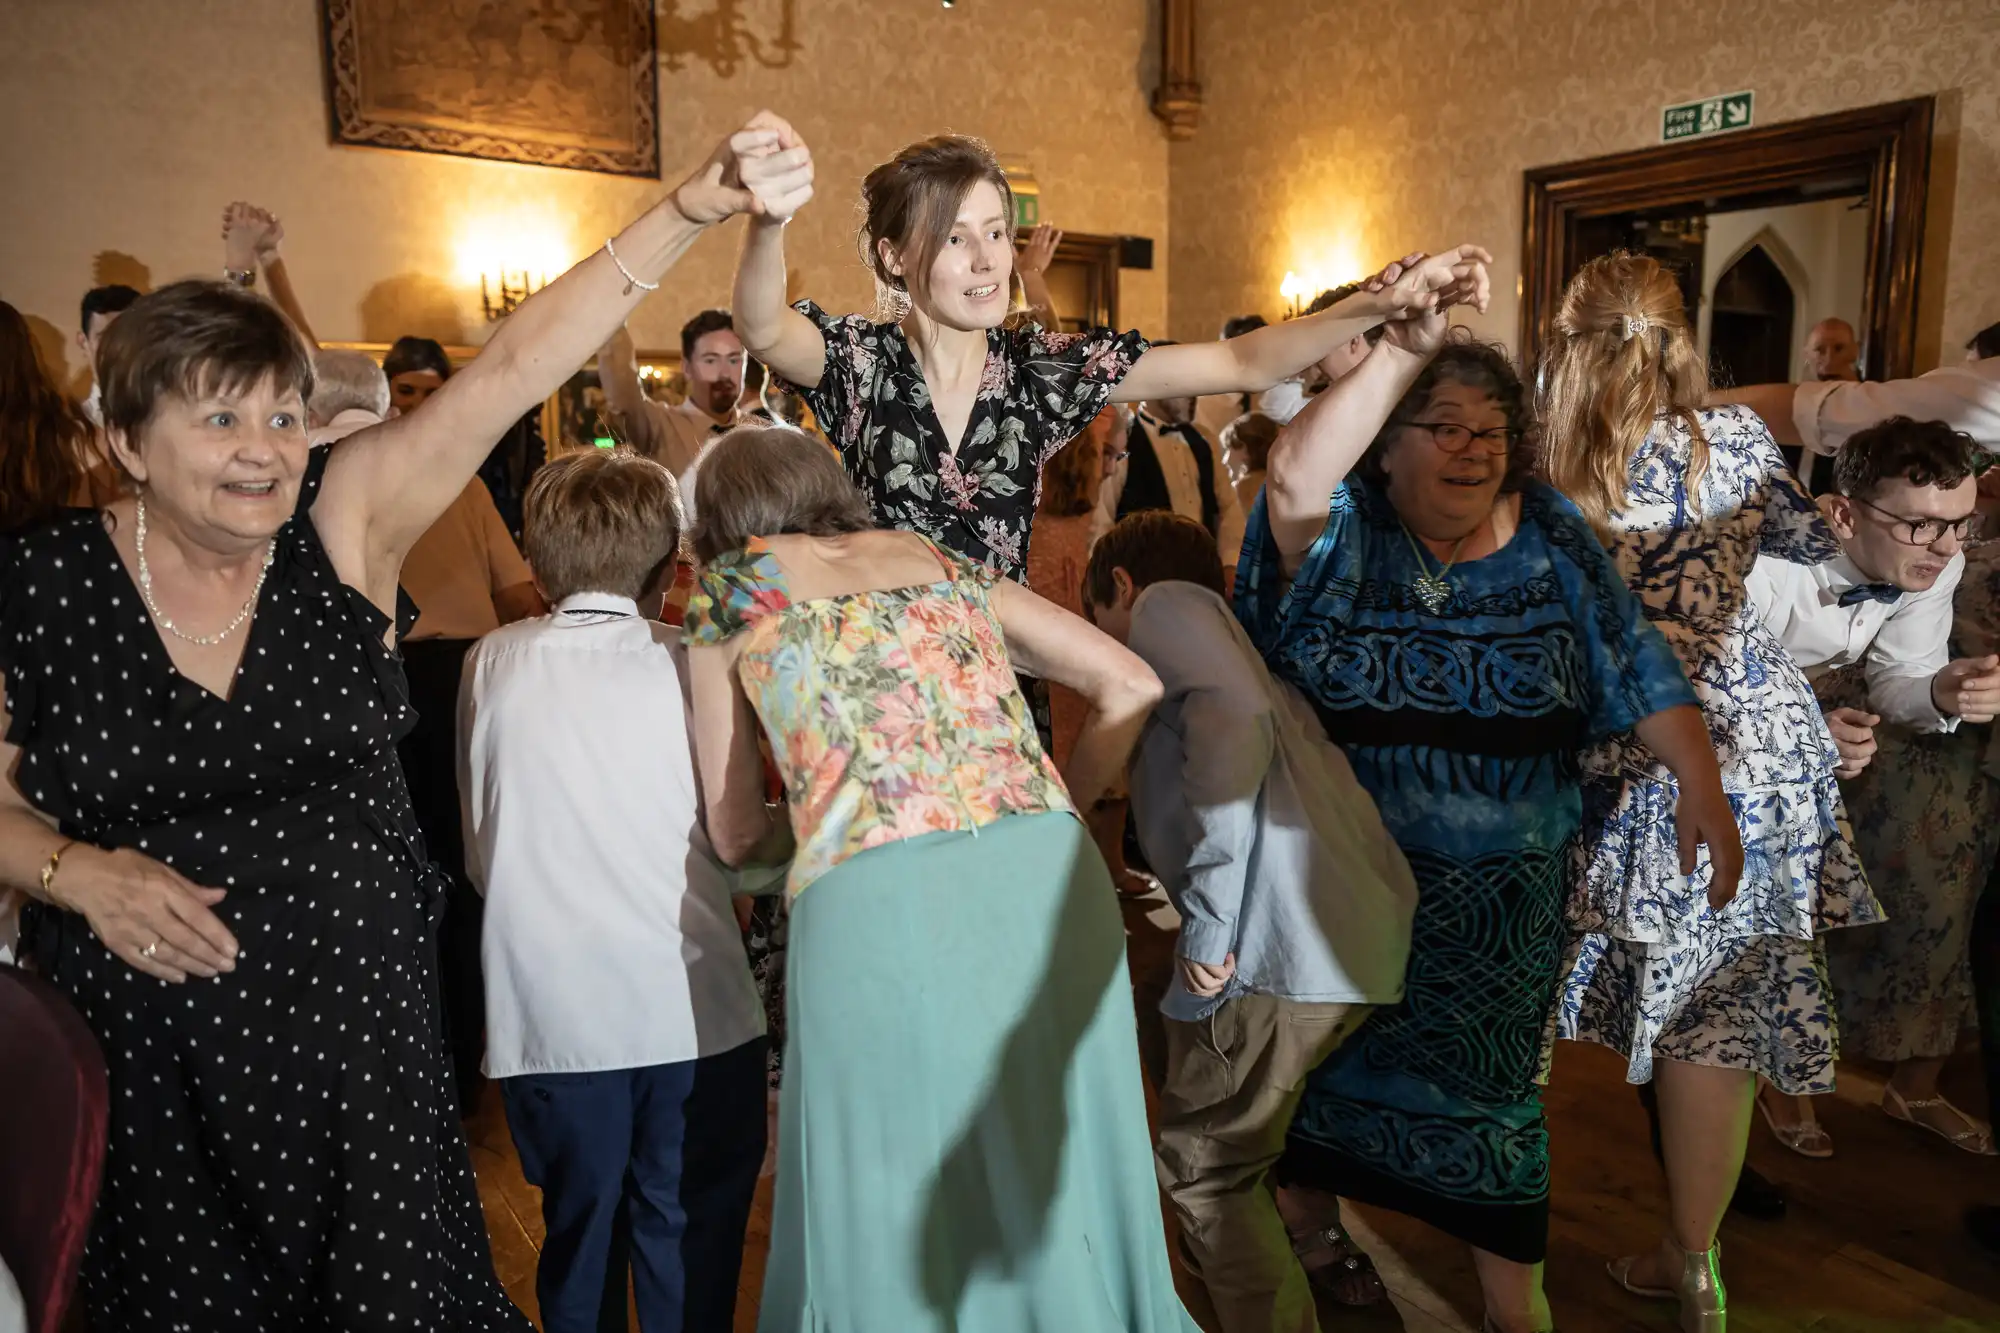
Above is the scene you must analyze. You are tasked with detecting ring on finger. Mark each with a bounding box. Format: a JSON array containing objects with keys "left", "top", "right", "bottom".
[{"left": 141, "top": 939, "right": 160, "bottom": 959}]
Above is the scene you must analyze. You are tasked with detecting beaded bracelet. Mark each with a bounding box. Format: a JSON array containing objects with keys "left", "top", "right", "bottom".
[{"left": 604, "top": 237, "right": 659, "bottom": 295}]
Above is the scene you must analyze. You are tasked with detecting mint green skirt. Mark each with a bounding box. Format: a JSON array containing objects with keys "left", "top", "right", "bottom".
[{"left": 759, "top": 811, "right": 1198, "bottom": 1333}]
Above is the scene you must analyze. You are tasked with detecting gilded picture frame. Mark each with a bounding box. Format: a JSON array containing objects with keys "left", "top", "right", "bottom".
[{"left": 320, "top": 0, "right": 662, "bottom": 178}]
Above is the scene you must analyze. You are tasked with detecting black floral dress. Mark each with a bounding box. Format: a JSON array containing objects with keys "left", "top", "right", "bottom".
[
  {"left": 780, "top": 301, "right": 1149, "bottom": 578},
  {"left": 2, "top": 457, "right": 525, "bottom": 1331}
]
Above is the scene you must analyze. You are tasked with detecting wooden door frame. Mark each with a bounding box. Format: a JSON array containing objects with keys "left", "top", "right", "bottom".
[
  {"left": 1520, "top": 97, "right": 1933, "bottom": 380},
  {"left": 1020, "top": 230, "right": 1123, "bottom": 330}
]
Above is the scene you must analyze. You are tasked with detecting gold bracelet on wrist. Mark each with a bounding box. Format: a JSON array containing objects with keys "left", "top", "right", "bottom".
[{"left": 39, "top": 839, "right": 78, "bottom": 910}]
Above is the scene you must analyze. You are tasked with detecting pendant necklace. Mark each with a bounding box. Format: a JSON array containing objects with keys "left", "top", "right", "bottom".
[{"left": 1400, "top": 522, "right": 1470, "bottom": 614}]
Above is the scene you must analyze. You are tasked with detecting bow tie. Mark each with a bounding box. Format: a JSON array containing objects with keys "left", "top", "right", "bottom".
[{"left": 1837, "top": 582, "right": 1903, "bottom": 607}]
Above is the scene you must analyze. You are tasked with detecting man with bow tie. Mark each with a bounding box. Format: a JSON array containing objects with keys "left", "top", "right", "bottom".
[
  {"left": 1100, "top": 342, "right": 1247, "bottom": 568},
  {"left": 1749, "top": 416, "right": 2000, "bottom": 777},
  {"left": 1746, "top": 414, "right": 2000, "bottom": 1187}
]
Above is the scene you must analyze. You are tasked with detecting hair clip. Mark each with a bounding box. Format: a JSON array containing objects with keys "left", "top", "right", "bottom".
[{"left": 1619, "top": 313, "right": 1652, "bottom": 342}]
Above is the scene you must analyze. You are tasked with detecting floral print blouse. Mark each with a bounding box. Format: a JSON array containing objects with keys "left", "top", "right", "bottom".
[
  {"left": 1582, "top": 404, "right": 1843, "bottom": 793},
  {"left": 681, "top": 536, "right": 1075, "bottom": 895},
  {"left": 777, "top": 300, "right": 1149, "bottom": 578}
]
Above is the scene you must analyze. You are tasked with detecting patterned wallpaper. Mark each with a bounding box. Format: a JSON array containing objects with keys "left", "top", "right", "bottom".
[
  {"left": 6, "top": 0, "right": 1993, "bottom": 382},
  {"left": 0, "top": 0, "right": 1170, "bottom": 379},
  {"left": 1169, "top": 0, "right": 2000, "bottom": 371}
]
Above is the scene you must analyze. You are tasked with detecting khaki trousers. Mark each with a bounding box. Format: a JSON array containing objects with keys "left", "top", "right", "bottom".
[{"left": 1155, "top": 993, "right": 1369, "bottom": 1333}]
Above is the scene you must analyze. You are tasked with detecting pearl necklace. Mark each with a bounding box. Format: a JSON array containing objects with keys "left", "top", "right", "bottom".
[{"left": 135, "top": 494, "right": 275, "bottom": 646}]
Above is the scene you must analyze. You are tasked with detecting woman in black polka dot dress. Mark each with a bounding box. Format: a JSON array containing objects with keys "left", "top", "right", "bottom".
[{"left": 0, "top": 121, "right": 802, "bottom": 1331}]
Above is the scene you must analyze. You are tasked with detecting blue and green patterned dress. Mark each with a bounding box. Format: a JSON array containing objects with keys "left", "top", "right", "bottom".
[{"left": 1235, "top": 477, "right": 1693, "bottom": 1263}]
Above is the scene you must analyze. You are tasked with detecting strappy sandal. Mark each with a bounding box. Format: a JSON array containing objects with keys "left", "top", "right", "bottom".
[
  {"left": 1884, "top": 1085, "right": 1997, "bottom": 1155},
  {"left": 1756, "top": 1086, "right": 1833, "bottom": 1158},
  {"left": 1288, "top": 1221, "right": 1388, "bottom": 1307}
]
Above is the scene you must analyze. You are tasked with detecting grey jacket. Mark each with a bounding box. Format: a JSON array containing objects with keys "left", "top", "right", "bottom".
[{"left": 1125, "top": 582, "right": 1418, "bottom": 1021}]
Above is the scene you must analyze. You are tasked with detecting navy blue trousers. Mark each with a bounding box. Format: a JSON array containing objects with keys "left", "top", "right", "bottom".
[{"left": 501, "top": 1036, "right": 768, "bottom": 1333}]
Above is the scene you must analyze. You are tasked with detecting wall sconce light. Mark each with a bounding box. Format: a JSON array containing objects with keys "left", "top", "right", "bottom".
[
  {"left": 459, "top": 216, "right": 570, "bottom": 323},
  {"left": 480, "top": 269, "right": 545, "bottom": 322},
  {"left": 1279, "top": 270, "right": 1325, "bottom": 320}
]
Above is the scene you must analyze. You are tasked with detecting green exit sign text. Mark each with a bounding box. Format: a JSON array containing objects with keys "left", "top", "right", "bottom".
[{"left": 1662, "top": 91, "right": 1754, "bottom": 142}]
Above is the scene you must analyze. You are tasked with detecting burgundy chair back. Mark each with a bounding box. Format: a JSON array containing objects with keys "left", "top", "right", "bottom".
[{"left": 0, "top": 963, "right": 108, "bottom": 1333}]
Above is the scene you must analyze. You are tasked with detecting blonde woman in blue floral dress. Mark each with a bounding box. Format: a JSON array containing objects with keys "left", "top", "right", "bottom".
[{"left": 1541, "top": 254, "right": 1881, "bottom": 1333}]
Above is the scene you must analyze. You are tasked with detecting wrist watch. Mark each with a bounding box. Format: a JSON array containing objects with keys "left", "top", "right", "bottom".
[{"left": 223, "top": 266, "right": 256, "bottom": 289}]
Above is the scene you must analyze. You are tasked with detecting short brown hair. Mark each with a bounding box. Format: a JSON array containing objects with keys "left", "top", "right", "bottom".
[
  {"left": 1220, "top": 412, "right": 1279, "bottom": 474},
  {"left": 691, "top": 425, "right": 873, "bottom": 563},
  {"left": 861, "top": 135, "right": 1015, "bottom": 310},
  {"left": 1084, "top": 511, "right": 1224, "bottom": 609},
  {"left": 522, "top": 449, "right": 682, "bottom": 602},
  {"left": 1833, "top": 416, "right": 1979, "bottom": 500},
  {"left": 96, "top": 279, "right": 314, "bottom": 441},
  {"left": 681, "top": 308, "right": 735, "bottom": 362}
]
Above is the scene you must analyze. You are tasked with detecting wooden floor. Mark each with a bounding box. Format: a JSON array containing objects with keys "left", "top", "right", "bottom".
[{"left": 471, "top": 893, "right": 2000, "bottom": 1331}]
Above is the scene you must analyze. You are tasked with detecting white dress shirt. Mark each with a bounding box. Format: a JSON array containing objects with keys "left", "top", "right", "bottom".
[
  {"left": 1746, "top": 551, "right": 1962, "bottom": 731},
  {"left": 1797, "top": 357, "right": 2000, "bottom": 454},
  {"left": 1193, "top": 393, "right": 1251, "bottom": 447},
  {"left": 1095, "top": 413, "right": 1245, "bottom": 558},
  {"left": 459, "top": 594, "right": 766, "bottom": 1078}
]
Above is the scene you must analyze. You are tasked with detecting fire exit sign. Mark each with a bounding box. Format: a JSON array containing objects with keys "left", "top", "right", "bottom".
[{"left": 1662, "top": 91, "right": 1754, "bottom": 141}]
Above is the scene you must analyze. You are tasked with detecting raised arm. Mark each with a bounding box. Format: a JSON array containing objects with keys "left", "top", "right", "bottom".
[
  {"left": 986, "top": 577, "right": 1163, "bottom": 810},
  {"left": 1262, "top": 313, "right": 1444, "bottom": 561},
  {"left": 1716, "top": 368, "right": 2000, "bottom": 457},
  {"left": 222, "top": 202, "right": 317, "bottom": 348},
  {"left": 1016, "top": 223, "right": 1064, "bottom": 328},
  {"left": 316, "top": 116, "right": 808, "bottom": 607},
  {"left": 594, "top": 324, "right": 667, "bottom": 458},
  {"left": 732, "top": 113, "right": 826, "bottom": 388},
  {"left": 1710, "top": 383, "right": 1802, "bottom": 445},
  {"left": 1111, "top": 246, "right": 1491, "bottom": 404}
]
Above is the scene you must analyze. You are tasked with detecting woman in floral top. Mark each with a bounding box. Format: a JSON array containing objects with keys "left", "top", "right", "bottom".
[
  {"left": 727, "top": 112, "right": 1491, "bottom": 579},
  {"left": 681, "top": 425, "right": 1193, "bottom": 1331}
]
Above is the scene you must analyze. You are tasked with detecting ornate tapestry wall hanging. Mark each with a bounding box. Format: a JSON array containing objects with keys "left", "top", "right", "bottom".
[{"left": 322, "top": 0, "right": 661, "bottom": 178}]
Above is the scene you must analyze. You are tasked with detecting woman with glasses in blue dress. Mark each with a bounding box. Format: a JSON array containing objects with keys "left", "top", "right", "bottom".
[{"left": 1236, "top": 308, "right": 1737, "bottom": 1333}]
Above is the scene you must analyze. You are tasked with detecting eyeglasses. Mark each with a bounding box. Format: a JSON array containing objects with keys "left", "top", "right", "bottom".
[
  {"left": 1852, "top": 495, "right": 1983, "bottom": 547},
  {"left": 1404, "top": 421, "right": 1517, "bottom": 456}
]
